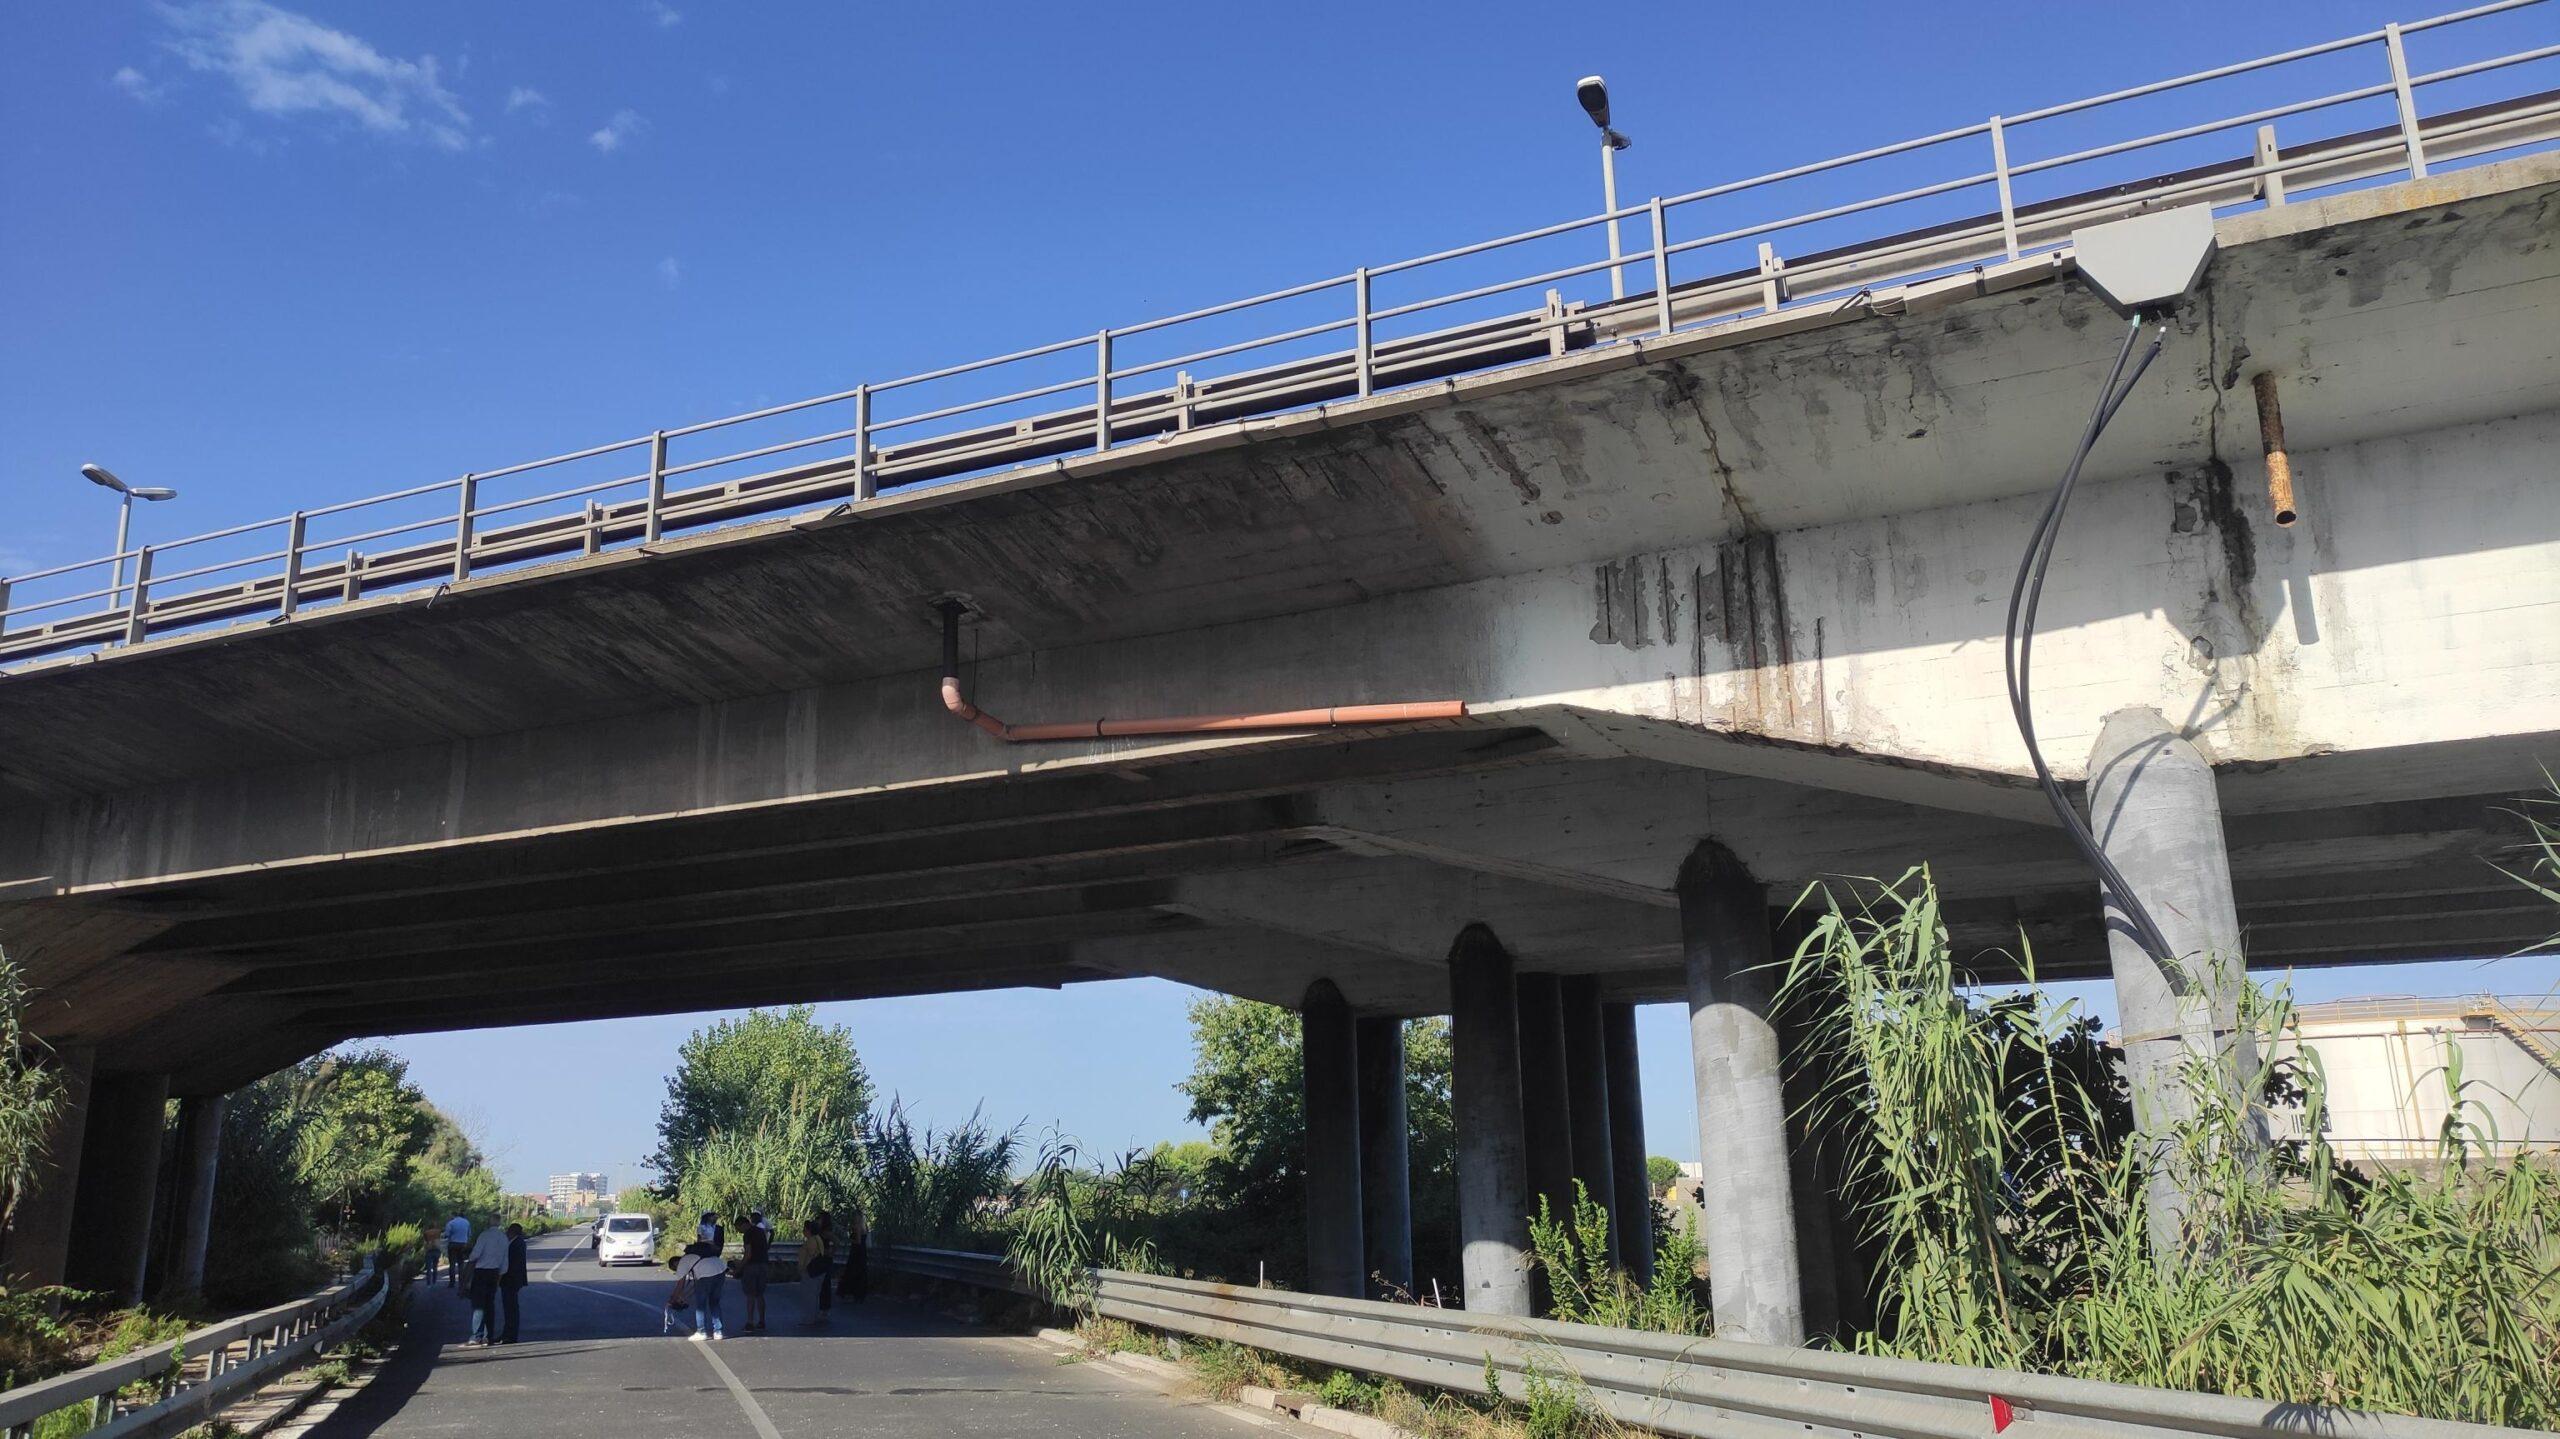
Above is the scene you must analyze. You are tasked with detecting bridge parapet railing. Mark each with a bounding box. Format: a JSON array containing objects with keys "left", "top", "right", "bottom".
[
  {"left": 3, "top": 0, "right": 2555, "bottom": 666},
  {"left": 873, "top": 1245, "right": 2537, "bottom": 1439},
  {"left": 0, "top": 1265, "right": 384, "bottom": 1439}
]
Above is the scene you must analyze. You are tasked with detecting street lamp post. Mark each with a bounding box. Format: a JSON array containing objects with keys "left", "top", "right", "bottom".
[
  {"left": 81, "top": 464, "right": 178, "bottom": 612},
  {"left": 1577, "top": 76, "right": 1633, "bottom": 301}
]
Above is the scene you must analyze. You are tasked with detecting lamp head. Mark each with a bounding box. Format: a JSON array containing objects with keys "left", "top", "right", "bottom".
[
  {"left": 1575, "top": 76, "right": 1610, "bottom": 129},
  {"left": 80, "top": 463, "right": 127, "bottom": 494}
]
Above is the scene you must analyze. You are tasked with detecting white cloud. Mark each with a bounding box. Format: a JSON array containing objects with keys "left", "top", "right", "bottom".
[
  {"left": 504, "top": 85, "right": 546, "bottom": 114},
  {"left": 158, "top": 0, "right": 470, "bottom": 151},
  {"left": 641, "top": 1, "right": 681, "bottom": 27},
  {"left": 111, "top": 66, "right": 166, "bottom": 102},
  {"left": 588, "top": 108, "right": 646, "bottom": 154},
  {"left": 656, "top": 255, "right": 682, "bottom": 289}
]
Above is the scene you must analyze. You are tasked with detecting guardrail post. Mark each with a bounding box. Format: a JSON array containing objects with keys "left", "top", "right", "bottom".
[
  {"left": 853, "top": 382, "right": 875, "bottom": 501},
  {"left": 0, "top": 577, "right": 12, "bottom": 637},
  {"left": 2384, "top": 22, "right": 2428, "bottom": 178},
  {"left": 452, "top": 473, "right": 477, "bottom": 582},
  {"left": 342, "top": 550, "right": 363, "bottom": 604},
  {"left": 1174, "top": 372, "right": 1196, "bottom": 432},
  {"left": 122, "top": 547, "right": 154, "bottom": 646},
  {"left": 583, "top": 501, "right": 602, "bottom": 556},
  {"left": 279, "top": 511, "right": 306, "bottom": 618},
  {"left": 1093, "top": 329, "right": 1114, "bottom": 451},
  {"left": 1353, "top": 268, "right": 1374, "bottom": 399},
  {"left": 1649, "top": 197, "right": 1673, "bottom": 338},
  {"left": 1990, "top": 114, "right": 2020, "bottom": 260},
  {"left": 1756, "top": 242, "right": 1788, "bottom": 315},
  {"left": 644, "top": 430, "right": 669, "bottom": 543},
  {"left": 2255, "top": 124, "right": 2286, "bottom": 207}
]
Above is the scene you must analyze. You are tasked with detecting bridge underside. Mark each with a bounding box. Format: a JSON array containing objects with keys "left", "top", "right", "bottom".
[{"left": 0, "top": 157, "right": 2556, "bottom": 1102}]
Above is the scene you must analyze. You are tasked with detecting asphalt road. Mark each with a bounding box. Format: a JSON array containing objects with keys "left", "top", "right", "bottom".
[{"left": 300, "top": 1231, "right": 1263, "bottom": 1439}]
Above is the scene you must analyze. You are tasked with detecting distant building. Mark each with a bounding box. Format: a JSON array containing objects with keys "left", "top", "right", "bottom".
[
  {"left": 548, "top": 1171, "right": 609, "bottom": 1211},
  {"left": 2269, "top": 994, "right": 2560, "bottom": 1166}
]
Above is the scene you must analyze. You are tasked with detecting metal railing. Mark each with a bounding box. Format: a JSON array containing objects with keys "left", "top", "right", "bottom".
[
  {"left": 873, "top": 1246, "right": 2536, "bottom": 1439},
  {"left": 3, "top": 0, "right": 2555, "bottom": 666},
  {"left": 0, "top": 1265, "right": 383, "bottom": 1439}
]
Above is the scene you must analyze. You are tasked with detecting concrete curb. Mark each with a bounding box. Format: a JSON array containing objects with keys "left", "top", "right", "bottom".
[{"left": 1031, "top": 1328, "right": 1423, "bottom": 1439}]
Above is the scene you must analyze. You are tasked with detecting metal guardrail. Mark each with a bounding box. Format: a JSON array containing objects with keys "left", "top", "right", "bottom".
[
  {"left": 874, "top": 1246, "right": 2536, "bottom": 1439},
  {"left": 2, "top": 0, "right": 2555, "bottom": 666},
  {"left": 0, "top": 1266, "right": 384, "bottom": 1439}
]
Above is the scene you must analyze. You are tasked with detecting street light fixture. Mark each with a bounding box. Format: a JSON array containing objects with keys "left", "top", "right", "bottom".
[
  {"left": 81, "top": 463, "right": 178, "bottom": 611},
  {"left": 1576, "top": 77, "right": 1633, "bottom": 301}
]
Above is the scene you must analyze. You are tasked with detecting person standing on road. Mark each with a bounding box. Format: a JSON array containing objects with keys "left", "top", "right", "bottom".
[
  {"left": 736, "top": 1211, "right": 771, "bottom": 1333},
  {"left": 836, "top": 1198, "right": 869, "bottom": 1305},
  {"left": 668, "top": 1248, "right": 728, "bottom": 1341},
  {"left": 441, "top": 1212, "right": 472, "bottom": 1289},
  {"left": 498, "top": 1223, "right": 529, "bottom": 1344},
  {"left": 800, "top": 1216, "right": 834, "bottom": 1320},
  {"left": 464, "top": 1220, "right": 508, "bottom": 1345},
  {"left": 697, "top": 1211, "right": 725, "bottom": 1253}
]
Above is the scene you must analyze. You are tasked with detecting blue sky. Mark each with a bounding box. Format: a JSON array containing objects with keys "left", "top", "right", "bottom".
[{"left": 5, "top": 1, "right": 2555, "bottom": 1192}]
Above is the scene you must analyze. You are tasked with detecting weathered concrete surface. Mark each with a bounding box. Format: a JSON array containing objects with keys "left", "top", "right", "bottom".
[{"left": 0, "top": 159, "right": 2552, "bottom": 1090}]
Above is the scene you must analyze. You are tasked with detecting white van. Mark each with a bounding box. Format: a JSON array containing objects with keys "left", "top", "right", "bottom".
[{"left": 595, "top": 1212, "right": 657, "bottom": 1265}]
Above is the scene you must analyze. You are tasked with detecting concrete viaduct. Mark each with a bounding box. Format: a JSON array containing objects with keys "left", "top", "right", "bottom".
[{"left": 1, "top": 155, "right": 2554, "bottom": 1338}]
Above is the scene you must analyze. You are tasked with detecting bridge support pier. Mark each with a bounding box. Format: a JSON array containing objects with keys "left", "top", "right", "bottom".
[
  {"left": 3, "top": 1045, "right": 94, "bottom": 1288},
  {"left": 1449, "top": 925, "right": 1533, "bottom": 1316},
  {"left": 170, "top": 1094, "right": 229, "bottom": 1298},
  {"left": 1355, "top": 1017, "right": 1413, "bottom": 1300},
  {"left": 1302, "top": 980, "right": 1364, "bottom": 1299},
  {"left": 1602, "top": 1003, "right": 1652, "bottom": 1285},
  {"left": 2087, "top": 707, "right": 2252, "bottom": 1262},
  {"left": 1679, "top": 841, "right": 1805, "bottom": 1346},
  {"left": 67, "top": 1070, "right": 170, "bottom": 1305},
  {"left": 1560, "top": 977, "right": 1617, "bottom": 1256},
  {"left": 1513, "top": 973, "right": 1573, "bottom": 1234}
]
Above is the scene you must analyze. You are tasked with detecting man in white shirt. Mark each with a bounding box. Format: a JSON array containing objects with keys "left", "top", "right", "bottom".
[
  {"left": 465, "top": 1222, "right": 510, "bottom": 1345},
  {"left": 440, "top": 1213, "right": 472, "bottom": 1290}
]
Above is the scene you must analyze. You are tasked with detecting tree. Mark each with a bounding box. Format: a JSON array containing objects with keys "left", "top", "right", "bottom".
[
  {"left": 289, "top": 1048, "right": 434, "bottom": 1231},
  {"left": 1645, "top": 1155, "right": 1683, "bottom": 1197},
  {"left": 652, "top": 1007, "right": 871, "bottom": 1189},
  {"left": 0, "top": 950, "right": 63, "bottom": 1236}
]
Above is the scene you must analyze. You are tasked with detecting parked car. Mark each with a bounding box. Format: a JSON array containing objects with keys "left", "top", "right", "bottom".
[{"left": 595, "top": 1213, "right": 657, "bottom": 1265}]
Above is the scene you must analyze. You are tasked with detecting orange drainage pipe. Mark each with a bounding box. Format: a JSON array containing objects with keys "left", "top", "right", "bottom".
[{"left": 937, "top": 603, "right": 1466, "bottom": 743}]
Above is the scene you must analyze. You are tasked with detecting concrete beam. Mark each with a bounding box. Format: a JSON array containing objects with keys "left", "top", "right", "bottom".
[
  {"left": 1355, "top": 1016, "right": 1413, "bottom": 1300},
  {"left": 65, "top": 1071, "right": 169, "bottom": 1305},
  {"left": 1559, "top": 976, "right": 1617, "bottom": 1257},
  {"left": 1679, "top": 843, "right": 1803, "bottom": 1346},
  {"left": 1301, "top": 980, "right": 1363, "bottom": 1299},
  {"left": 1448, "top": 925, "right": 1531, "bottom": 1317},
  {"left": 2087, "top": 707, "right": 2251, "bottom": 1260},
  {"left": 1602, "top": 1003, "right": 1652, "bottom": 1286}
]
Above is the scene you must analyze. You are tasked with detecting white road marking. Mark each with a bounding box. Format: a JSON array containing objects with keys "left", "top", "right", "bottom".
[{"left": 535, "top": 1241, "right": 783, "bottom": 1439}]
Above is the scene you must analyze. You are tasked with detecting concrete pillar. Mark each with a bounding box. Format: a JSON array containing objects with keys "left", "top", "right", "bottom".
[
  {"left": 2087, "top": 706, "right": 2251, "bottom": 1261},
  {"left": 4, "top": 1045, "right": 95, "bottom": 1288},
  {"left": 1601, "top": 1003, "right": 1653, "bottom": 1286},
  {"left": 1513, "top": 973, "right": 1574, "bottom": 1231},
  {"left": 1448, "top": 925, "right": 1532, "bottom": 1316},
  {"left": 1559, "top": 977, "right": 1617, "bottom": 1255},
  {"left": 1774, "top": 998, "right": 1840, "bottom": 1340},
  {"left": 1679, "top": 841, "right": 1804, "bottom": 1346},
  {"left": 1355, "top": 1017, "right": 1413, "bottom": 1299},
  {"left": 1301, "top": 980, "right": 1364, "bottom": 1299},
  {"left": 65, "top": 1071, "right": 171, "bottom": 1305},
  {"left": 169, "top": 1094, "right": 228, "bottom": 1298}
]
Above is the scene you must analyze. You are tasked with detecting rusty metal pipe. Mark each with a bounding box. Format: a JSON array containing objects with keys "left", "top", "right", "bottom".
[
  {"left": 936, "top": 603, "right": 1466, "bottom": 743},
  {"left": 2250, "top": 371, "right": 2299, "bottom": 527}
]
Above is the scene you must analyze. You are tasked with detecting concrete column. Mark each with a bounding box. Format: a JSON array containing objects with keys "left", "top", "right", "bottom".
[
  {"left": 1355, "top": 1017, "right": 1413, "bottom": 1299},
  {"left": 1513, "top": 973, "right": 1574, "bottom": 1231},
  {"left": 1679, "top": 841, "right": 1804, "bottom": 1346},
  {"left": 1601, "top": 1003, "right": 1653, "bottom": 1286},
  {"left": 169, "top": 1094, "right": 228, "bottom": 1298},
  {"left": 1773, "top": 998, "right": 1840, "bottom": 1340},
  {"left": 1301, "top": 980, "right": 1364, "bottom": 1299},
  {"left": 2087, "top": 706, "right": 2251, "bottom": 1261},
  {"left": 1559, "top": 977, "right": 1617, "bottom": 1254},
  {"left": 1448, "top": 924, "right": 1532, "bottom": 1316},
  {"left": 65, "top": 1071, "right": 171, "bottom": 1305},
  {"left": 4, "top": 1045, "right": 94, "bottom": 1288}
]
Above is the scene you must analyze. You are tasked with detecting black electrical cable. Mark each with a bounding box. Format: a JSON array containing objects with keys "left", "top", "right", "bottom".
[{"left": 2004, "top": 310, "right": 2177, "bottom": 967}]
